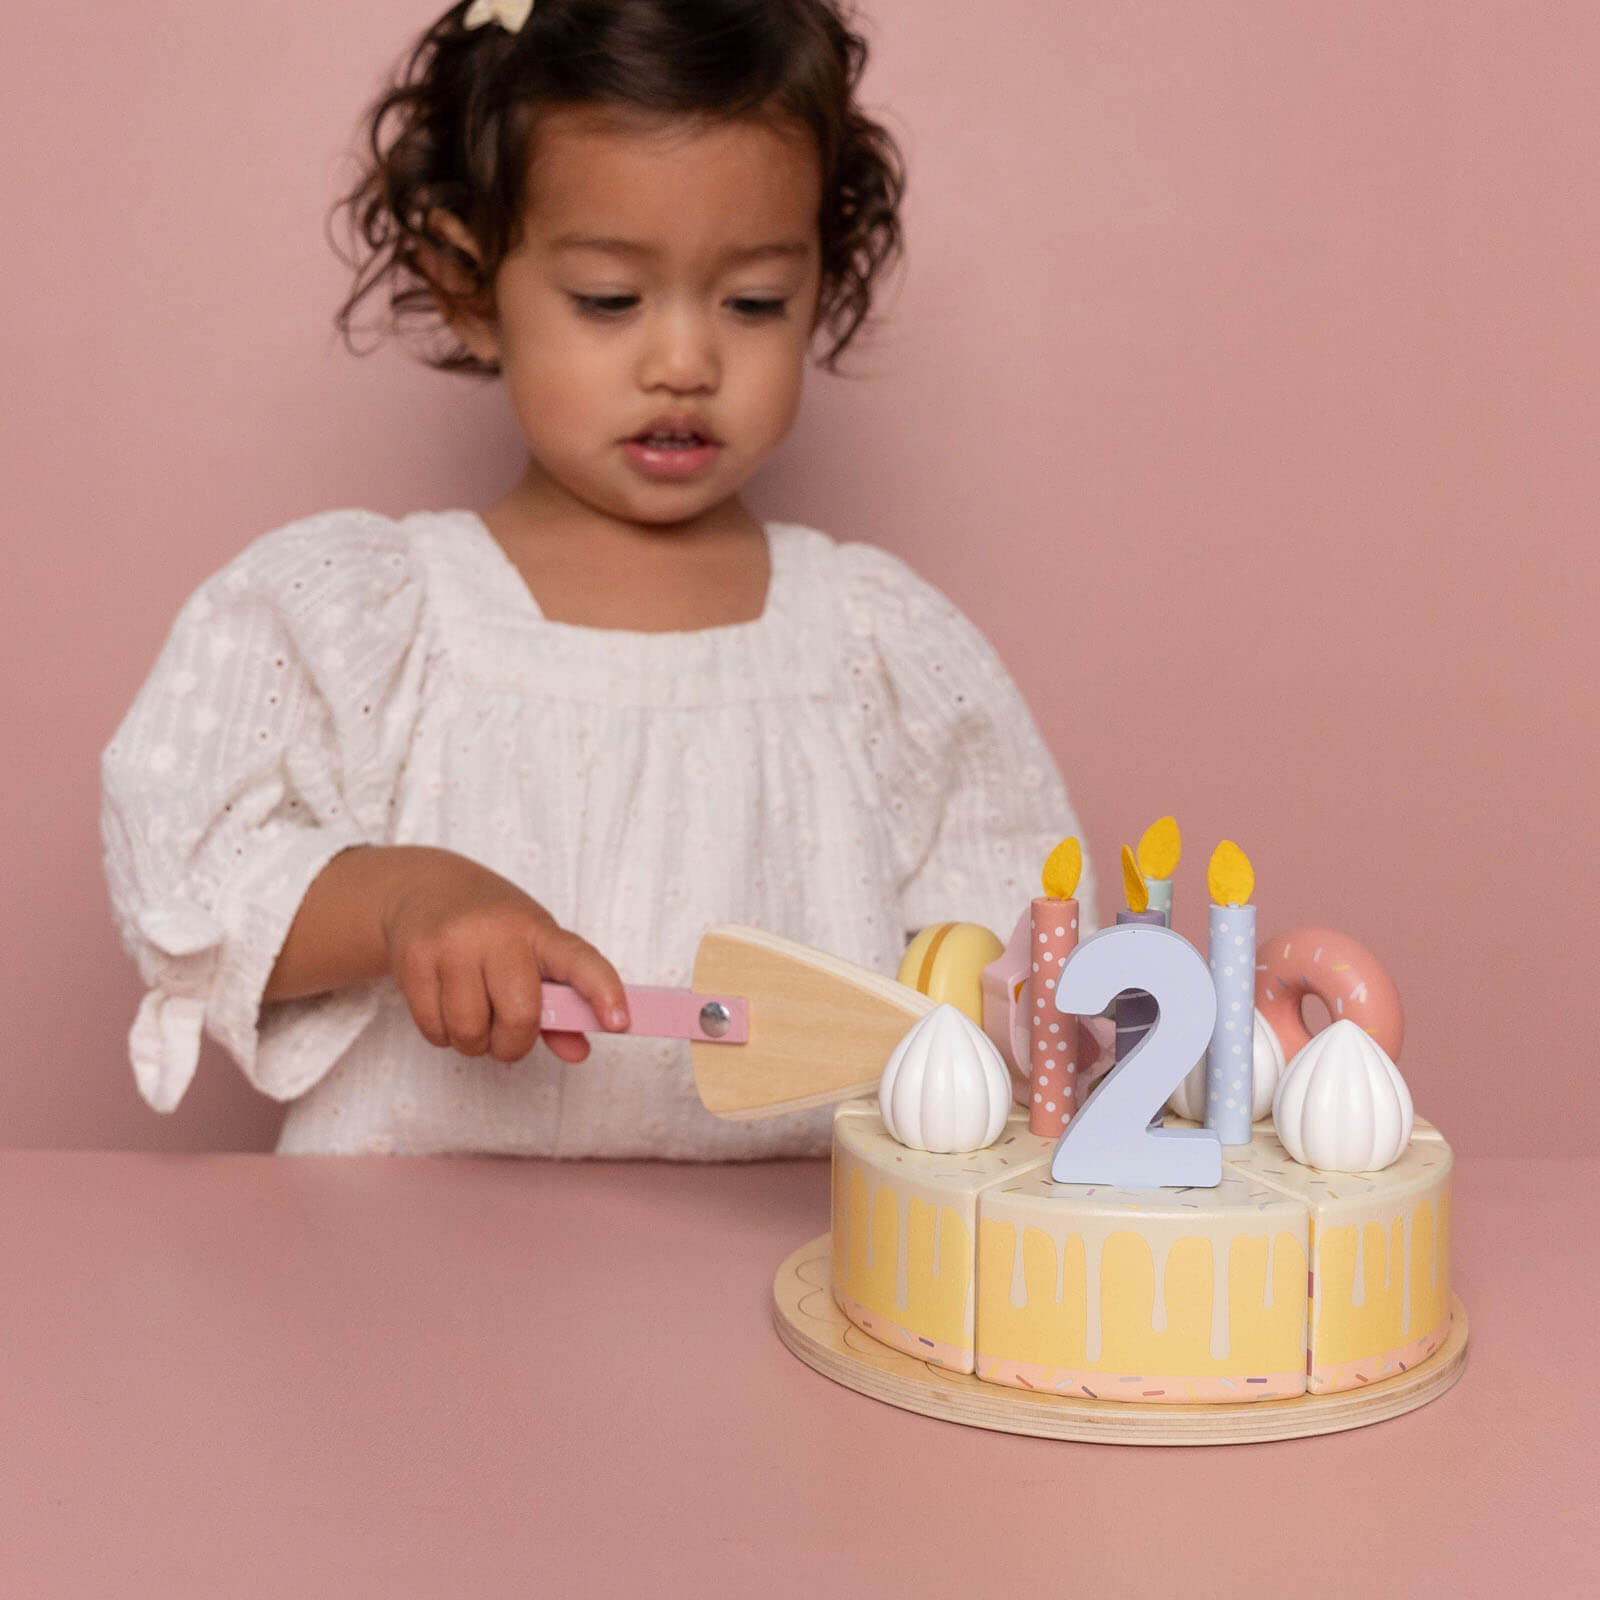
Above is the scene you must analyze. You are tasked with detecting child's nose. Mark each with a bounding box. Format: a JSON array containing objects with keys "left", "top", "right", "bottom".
[{"left": 637, "top": 303, "right": 720, "bottom": 393}]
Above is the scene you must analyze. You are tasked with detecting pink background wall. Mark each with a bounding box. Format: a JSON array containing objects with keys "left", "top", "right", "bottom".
[{"left": 3, "top": 1, "right": 1592, "bottom": 1155}]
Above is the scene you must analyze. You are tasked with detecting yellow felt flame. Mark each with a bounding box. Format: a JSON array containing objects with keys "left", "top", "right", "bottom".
[
  {"left": 1041, "top": 837, "right": 1082, "bottom": 901},
  {"left": 1120, "top": 845, "right": 1149, "bottom": 913},
  {"left": 1208, "top": 840, "right": 1255, "bottom": 907},
  {"left": 1136, "top": 815, "right": 1181, "bottom": 880}
]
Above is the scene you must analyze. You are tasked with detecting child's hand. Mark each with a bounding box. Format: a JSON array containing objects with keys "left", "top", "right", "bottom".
[{"left": 380, "top": 851, "right": 629, "bottom": 1064}]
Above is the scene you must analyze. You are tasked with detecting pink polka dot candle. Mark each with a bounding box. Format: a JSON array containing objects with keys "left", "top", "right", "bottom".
[{"left": 1028, "top": 838, "right": 1083, "bottom": 1138}]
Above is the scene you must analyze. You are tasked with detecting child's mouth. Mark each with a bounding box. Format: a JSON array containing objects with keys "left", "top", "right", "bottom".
[
  {"left": 635, "top": 432, "right": 707, "bottom": 449},
  {"left": 622, "top": 432, "right": 723, "bottom": 479}
]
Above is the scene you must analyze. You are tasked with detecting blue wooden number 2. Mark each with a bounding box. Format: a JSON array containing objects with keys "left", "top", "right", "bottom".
[{"left": 1050, "top": 923, "right": 1224, "bottom": 1189}]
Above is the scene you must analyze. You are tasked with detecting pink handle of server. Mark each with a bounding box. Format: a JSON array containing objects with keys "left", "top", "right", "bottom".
[{"left": 538, "top": 983, "right": 749, "bottom": 1044}]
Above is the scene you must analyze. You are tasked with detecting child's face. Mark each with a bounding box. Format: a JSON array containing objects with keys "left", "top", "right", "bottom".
[{"left": 469, "top": 106, "right": 823, "bottom": 531}]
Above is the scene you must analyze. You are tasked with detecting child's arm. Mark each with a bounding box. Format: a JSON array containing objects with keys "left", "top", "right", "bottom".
[
  {"left": 264, "top": 844, "right": 629, "bottom": 1065},
  {"left": 103, "top": 509, "right": 622, "bottom": 1115}
]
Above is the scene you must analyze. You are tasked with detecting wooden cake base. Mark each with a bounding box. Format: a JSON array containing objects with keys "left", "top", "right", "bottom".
[{"left": 773, "top": 1233, "right": 1468, "bottom": 1446}]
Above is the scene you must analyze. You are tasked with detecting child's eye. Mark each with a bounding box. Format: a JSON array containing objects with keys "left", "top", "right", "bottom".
[
  {"left": 568, "top": 293, "right": 787, "bottom": 321},
  {"left": 570, "top": 294, "right": 639, "bottom": 318}
]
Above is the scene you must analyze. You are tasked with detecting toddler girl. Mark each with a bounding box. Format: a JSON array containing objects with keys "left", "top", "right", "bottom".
[{"left": 101, "top": 0, "right": 1095, "bottom": 1157}]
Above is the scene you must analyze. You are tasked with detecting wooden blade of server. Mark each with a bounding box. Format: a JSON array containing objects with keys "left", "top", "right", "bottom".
[{"left": 690, "top": 925, "right": 933, "bottom": 1120}]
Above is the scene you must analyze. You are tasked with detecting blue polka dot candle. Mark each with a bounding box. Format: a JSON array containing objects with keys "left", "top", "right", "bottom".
[{"left": 1204, "top": 841, "right": 1257, "bottom": 1147}]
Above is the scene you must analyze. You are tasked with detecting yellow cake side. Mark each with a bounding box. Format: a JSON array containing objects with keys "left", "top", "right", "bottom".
[
  {"left": 973, "top": 1170, "right": 1309, "bottom": 1402},
  {"left": 1225, "top": 1128, "right": 1453, "bottom": 1391},
  {"left": 830, "top": 1100, "right": 1053, "bottom": 1372},
  {"left": 830, "top": 1104, "right": 1453, "bottom": 1403}
]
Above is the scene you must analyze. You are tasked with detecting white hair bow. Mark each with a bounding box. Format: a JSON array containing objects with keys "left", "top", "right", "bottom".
[{"left": 464, "top": 0, "right": 534, "bottom": 34}]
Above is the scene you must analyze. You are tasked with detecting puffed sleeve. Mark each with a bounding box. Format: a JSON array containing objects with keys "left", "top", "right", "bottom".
[
  {"left": 840, "top": 542, "right": 1099, "bottom": 945},
  {"left": 100, "top": 510, "right": 428, "bottom": 1112}
]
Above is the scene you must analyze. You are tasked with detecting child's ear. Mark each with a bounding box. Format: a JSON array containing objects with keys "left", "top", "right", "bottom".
[{"left": 420, "top": 209, "right": 500, "bottom": 364}]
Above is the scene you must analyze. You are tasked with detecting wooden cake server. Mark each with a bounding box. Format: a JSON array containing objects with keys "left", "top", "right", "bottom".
[{"left": 536, "top": 924, "right": 933, "bottom": 1121}]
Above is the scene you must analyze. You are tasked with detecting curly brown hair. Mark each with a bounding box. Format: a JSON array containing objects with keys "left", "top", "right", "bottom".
[{"left": 330, "top": 0, "right": 907, "bottom": 377}]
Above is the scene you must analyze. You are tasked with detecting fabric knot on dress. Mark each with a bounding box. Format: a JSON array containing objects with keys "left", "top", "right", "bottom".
[
  {"left": 128, "top": 900, "right": 226, "bottom": 1111},
  {"left": 136, "top": 901, "right": 224, "bottom": 958},
  {"left": 130, "top": 991, "right": 209, "bottom": 1113}
]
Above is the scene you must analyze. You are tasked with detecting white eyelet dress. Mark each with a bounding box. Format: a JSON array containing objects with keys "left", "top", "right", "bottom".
[{"left": 101, "top": 509, "right": 1095, "bottom": 1157}]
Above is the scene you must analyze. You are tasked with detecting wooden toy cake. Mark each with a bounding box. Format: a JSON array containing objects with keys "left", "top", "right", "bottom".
[
  {"left": 828, "top": 1106, "right": 1452, "bottom": 1403},
  {"left": 772, "top": 826, "right": 1466, "bottom": 1444}
]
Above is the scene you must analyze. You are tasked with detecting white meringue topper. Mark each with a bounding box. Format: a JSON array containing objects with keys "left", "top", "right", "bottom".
[
  {"left": 879, "top": 1003, "right": 1011, "bottom": 1154},
  {"left": 1272, "top": 1017, "right": 1414, "bottom": 1172}
]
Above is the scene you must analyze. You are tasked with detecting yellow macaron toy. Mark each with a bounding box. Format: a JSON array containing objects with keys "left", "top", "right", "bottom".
[{"left": 896, "top": 922, "right": 1004, "bottom": 1025}]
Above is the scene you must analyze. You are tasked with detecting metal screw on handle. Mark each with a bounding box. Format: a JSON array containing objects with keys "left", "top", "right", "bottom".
[{"left": 698, "top": 1001, "right": 732, "bottom": 1039}]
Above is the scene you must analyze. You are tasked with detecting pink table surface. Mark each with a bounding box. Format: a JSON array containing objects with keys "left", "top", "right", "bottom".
[{"left": 0, "top": 1150, "right": 1592, "bottom": 1599}]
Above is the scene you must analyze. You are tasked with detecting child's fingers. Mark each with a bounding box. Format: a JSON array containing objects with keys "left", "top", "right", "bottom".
[
  {"left": 396, "top": 945, "right": 449, "bottom": 1048},
  {"left": 537, "top": 926, "right": 631, "bottom": 1032},
  {"left": 540, "top": 1029, "right": 592, "bottom": 1064},
  {"left": 437, "top": 951, "right": 492, "bottom": 1056},
  {"left": 481, "top": 942, "right": 544, "bottom": 1063}
]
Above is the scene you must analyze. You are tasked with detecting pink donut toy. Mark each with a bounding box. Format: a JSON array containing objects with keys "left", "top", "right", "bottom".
[{"left": 1254, "top": 926, "right": 1405, "bottom": 1063}]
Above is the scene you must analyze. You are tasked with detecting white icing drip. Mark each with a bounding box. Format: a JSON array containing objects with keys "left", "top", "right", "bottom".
[
  {"left": 895, "top": 1192, "right": 909, "bottom": 1311},
  {"left": 1402, "top": 1207, "right": 1414, "bottom": 1336},
  {"left": 1263, "top": 1232, "right": 1276, "bottom": 1311},
  {"left": 1317, "top": 1183, "right": 1444, "bottom": 1342},
  {"left": 1085, "top": 1232, "right": 1103, "bottom": 1363},
  {"left": 1210, "top": 1237, "right": 1230, "bottom": 1360},
  {"left": 1151, "top": 1237, "right": 1170, "bottom": 1334},
  {"left": 1010, "top": 1226, "right": 1029, "bottom": 1309}
]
